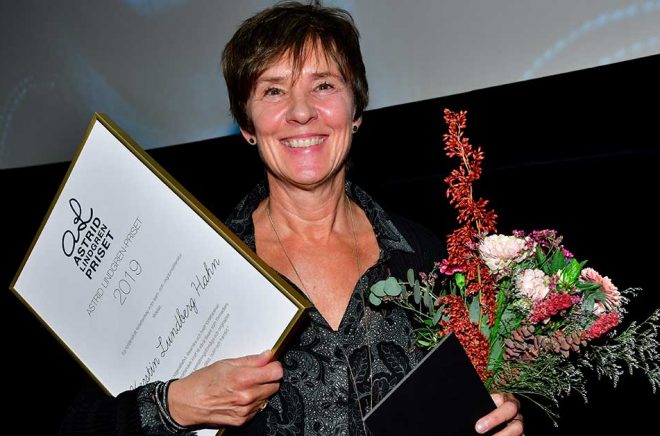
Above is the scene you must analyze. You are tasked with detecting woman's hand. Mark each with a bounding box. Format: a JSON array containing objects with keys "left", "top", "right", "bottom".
[
  {"left": 475, "top": 393, "right": 524, "bottom": 435},
  {"left": 167, "top": 350, "right": 283, "bottom": 427}
]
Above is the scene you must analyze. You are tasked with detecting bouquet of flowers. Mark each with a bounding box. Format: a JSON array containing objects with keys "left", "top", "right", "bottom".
[{"left": 369, "top": 109, "right": 660, "bottom": 422}]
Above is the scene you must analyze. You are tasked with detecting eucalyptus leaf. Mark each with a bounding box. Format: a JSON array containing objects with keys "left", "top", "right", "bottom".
[
  {"left": 371, "top": 281, "right": 386, "bottom": 297},
  {"left": 413, "top": 281, "right": 421, "bottom": 304},
  {"left": 423, "top": 291, "right": 433, "bottom": 310},
  {"left": 432, "top": 308, "right": 443, "bottom": 325},
  {"left": 384, "top": 277, "right": 402, "bottom": 296},
  {"left": 480, "top": 319, "right": 491, "bottom": 339},
  {"left": 469, "top": 297, "right": 481, "bottom": 323},
  {"left": 368, "top": 292, "right": 382, "bottom": 306},
  {"left": 407, "top": 268, "right": 415, "bottom": 285},
  {"left": 488, "top": 338, "right": 503, "bottom": 370},
  {"left": 441, "top": 311, "right": 449, "bottom": 323}
]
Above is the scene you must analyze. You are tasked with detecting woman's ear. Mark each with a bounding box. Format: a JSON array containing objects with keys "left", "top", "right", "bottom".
[
  {"left": 240, "top": 128, "right": 257, "bottom": 145},
  {"left": 352, "top": 116, "right": 362, "bottom": 132}
]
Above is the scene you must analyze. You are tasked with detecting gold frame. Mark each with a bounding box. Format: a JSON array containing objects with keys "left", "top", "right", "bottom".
[{"left": 10, "top": 113, "right": 311, "bottom": 433}]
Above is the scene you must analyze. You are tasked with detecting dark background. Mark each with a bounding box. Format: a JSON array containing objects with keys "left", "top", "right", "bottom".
[{"left": 3, "top": 54, "right": 659, "bottom": 434}]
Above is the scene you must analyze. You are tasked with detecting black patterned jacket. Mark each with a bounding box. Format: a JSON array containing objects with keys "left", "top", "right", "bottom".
[{"left": 227, "top": 182, "right": 444, "bottom": 436}]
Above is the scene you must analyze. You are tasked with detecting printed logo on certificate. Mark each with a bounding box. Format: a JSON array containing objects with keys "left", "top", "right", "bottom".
[{"left": 10, "top": 114, "right": 311, "bottom": 435}]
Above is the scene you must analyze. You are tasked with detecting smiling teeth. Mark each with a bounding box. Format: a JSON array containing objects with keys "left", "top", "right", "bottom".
[{"left": 283, "top": 137, "right": 324, "bottom": 148}]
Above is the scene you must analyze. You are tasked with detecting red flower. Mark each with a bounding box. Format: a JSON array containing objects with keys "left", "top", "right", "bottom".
[
  {"left": 583, "top": 311, "right": 621, "bottom": 341},
  {"left": 529, "top": 293, "right": 580, "bottom": 324}
]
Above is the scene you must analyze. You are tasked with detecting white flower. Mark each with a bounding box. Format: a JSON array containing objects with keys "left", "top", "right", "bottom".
[
  {"left": 516, "top": 269, "right": 550, "bottom": 302},
  {"left": 478, "top": 234, "right": 530, "bottom": 272}
]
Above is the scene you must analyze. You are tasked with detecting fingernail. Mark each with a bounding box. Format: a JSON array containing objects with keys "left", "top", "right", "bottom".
[
  {"left": 475, "top": 419, "right": 488, "bottom": 434},
  {"left": 260, "top": 350, "right": 271, "bottom": 357}
]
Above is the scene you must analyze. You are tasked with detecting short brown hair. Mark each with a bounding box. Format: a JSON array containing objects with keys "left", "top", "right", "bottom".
[{"left": 222, "top": 1, "right": 368, "bottom": 133}]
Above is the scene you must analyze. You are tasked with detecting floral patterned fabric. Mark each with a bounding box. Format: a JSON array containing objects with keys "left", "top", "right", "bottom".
[{"left": 226, "top": 182, "right": 443, "bottom": 436}]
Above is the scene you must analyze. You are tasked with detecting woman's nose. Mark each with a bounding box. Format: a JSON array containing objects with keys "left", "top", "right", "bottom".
[{"left": 286, "top": 91, "right": 317, "bottom": 125}]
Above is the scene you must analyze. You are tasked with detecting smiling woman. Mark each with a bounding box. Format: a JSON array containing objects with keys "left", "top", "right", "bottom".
[
  {"left": 58, "top": 3, "right": 524, "bottom": 435},
  {"left": 243, "top": 49, "right": 359, "bottom": 190}
]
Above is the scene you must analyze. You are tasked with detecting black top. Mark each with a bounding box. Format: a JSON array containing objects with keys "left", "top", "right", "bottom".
[{"left": 59, "top": 182, "right": 445, "bottom": 436}]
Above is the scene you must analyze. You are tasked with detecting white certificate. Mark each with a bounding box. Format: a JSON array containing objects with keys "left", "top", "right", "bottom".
[{"left": 11, "top": 113, "right": 310, "bottom": 435}]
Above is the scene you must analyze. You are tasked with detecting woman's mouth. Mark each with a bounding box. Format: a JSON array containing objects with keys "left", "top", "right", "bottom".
[{"left": 281, "top": 136, "right": 326, "bottom": 148}]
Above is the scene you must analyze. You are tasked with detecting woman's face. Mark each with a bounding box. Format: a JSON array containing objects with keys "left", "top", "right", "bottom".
[{"left": 242, "top": 48, "right": 360, "bottom": 189}]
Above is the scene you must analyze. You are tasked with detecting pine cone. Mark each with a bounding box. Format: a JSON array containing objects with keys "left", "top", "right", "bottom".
[
  {"left": 503, "top": 325, "right": 539, "bottom": 362},
  {"left": 504, "top": 326, "right": 589, "bottom": 362},
  {"left": 541, "top": 330, "right": 587, "bottom": 358}
]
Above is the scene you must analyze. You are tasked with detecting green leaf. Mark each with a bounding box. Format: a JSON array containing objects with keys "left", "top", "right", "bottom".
[
  {"left": 368, "top": 293, "right": 382, "bottom": 306},
  {"left": 536, "top": 246, "right": 547, "bottom": 267},
  {"left": 480, "top": 317, "right": 491, "bottom": 339},
  {"left": 500, "top": 308, "right": 516, "bottom": 328},
  {"left": 455, "top": 273, "right": 466, "bottom": 289},
  {"left": 423, "top": 290, "right": 433, "bottom": 309},
  {"left": 432, "top": 308, "right": 443, "bottom": 325},
  {"left": 550, "top": 249, "right": 566, "bottom": 274},
  {"left": 581, "top": 289, "right": 605, "bottom": 313},
  {"left": 407, "top": 268, "right": 415, "bottom": 285},
  {"left": 582, "top": 293, "right": 597, "bottom": 312},
  {"left": 371, "top": 281, "right": 386, "bottom": 297},
  {"left": 417, "top": 339, "right": 431, "bottom": 347},
  {"left": 469, "top": 297, "right": 481, "bottom": 324},
  {"left": 413, "top": 281, "right": 421, "bottom": 304},
  {"left": 561, "top": 258, "right": 581, "bottom": 284},
  {"left": 576, "top": 281, "right": 601, "bottom": 292},
  {"left": 488, "top": 338, "right": 502, "bottom": 371},
  {"left": 384, "top": 277, "right": 402, "bottom": 296}
]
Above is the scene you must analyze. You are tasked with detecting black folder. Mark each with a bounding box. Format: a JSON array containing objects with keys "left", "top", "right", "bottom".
[{"left": 364, "top": 333, "right": 501, "bottom": 435}]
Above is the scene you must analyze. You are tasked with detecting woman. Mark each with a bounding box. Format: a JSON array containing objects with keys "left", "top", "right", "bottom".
[{"left": 61, "top": 2, "right": 523, "bottom": 435}]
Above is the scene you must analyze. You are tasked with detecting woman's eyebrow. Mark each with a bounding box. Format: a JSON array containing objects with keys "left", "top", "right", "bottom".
[
  {"left": 311, "top": 71, "right": 341, "bottom": 79},
  {"left": 257, "top": 75, "right": 287, "bottom": 84}
]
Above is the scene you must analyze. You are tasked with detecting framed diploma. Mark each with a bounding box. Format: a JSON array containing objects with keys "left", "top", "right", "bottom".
[{"left": 10, "top": 113, "right": 311, "bottom": 435}]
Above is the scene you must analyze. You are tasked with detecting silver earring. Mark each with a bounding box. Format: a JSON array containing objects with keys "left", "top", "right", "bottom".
[
  {"left": 248, "top": 137, "right": 256, "bottom": 145},
  {"left": 352, "top": 125, "right": 358, "bottom": 133}
]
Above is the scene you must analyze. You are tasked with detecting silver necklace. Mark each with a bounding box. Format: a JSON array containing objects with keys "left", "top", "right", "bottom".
[{"left": 265, "top": 193, "right": 374, "bottom": 428}]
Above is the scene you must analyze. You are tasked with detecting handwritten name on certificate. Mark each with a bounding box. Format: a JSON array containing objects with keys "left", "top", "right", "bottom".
[{"left": 11, "top": 114, "right": 310, "bottom": 412}]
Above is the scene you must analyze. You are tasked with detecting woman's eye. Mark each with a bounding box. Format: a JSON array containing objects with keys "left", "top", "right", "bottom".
[
  {"left": 316, "top": 82, "right": 335, "bottom": 91},
  {"left": 264, "top": 87, "right": 283, "bottom": 97}
]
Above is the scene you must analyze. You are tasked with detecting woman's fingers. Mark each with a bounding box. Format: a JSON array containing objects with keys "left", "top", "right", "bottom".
[
  {"left": 168, "top": 350, "right": 283, "bottom": 428},
  {"left": 475, "top": 393, "right": 523, "bottom": 435},
  {"left": 226, "top": 353, "right": 284, "bottom": 387}
]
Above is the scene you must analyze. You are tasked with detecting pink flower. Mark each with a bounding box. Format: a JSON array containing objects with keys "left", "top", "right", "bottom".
[
  {"left": 478, "top": 234, "right": 530, "bottom": 273},
  {"left": 516, "top": 269, "right": 551, "bottom": 302},
  {"left": 580, "top": 267, "right": 620, "bottom": 308},
  {"left": 438, "top": 259, "right": 464, "bottom": 275}
]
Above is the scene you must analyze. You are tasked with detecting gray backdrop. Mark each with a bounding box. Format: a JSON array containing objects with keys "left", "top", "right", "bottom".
[{"left": 1, "top": 0, "right": 659, "bottom": 168}]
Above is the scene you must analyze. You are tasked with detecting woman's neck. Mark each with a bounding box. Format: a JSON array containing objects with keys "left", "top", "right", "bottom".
[{"left": 264, "top": 172, "right": 350, "bottom": 243}]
